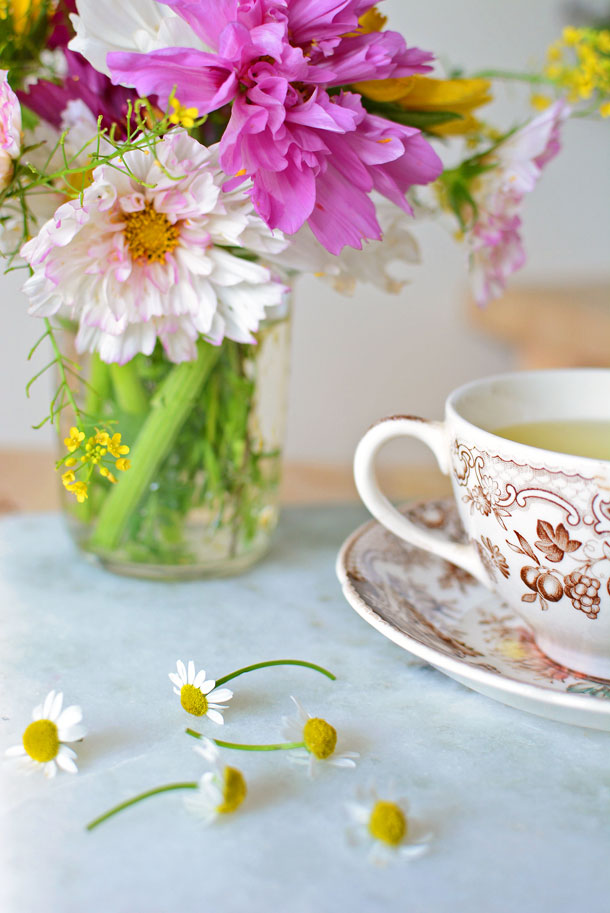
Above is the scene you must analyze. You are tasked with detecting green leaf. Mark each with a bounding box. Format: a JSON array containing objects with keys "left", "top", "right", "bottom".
[{"left": 359, "top": 96, "right": 463, "bottom": 130}]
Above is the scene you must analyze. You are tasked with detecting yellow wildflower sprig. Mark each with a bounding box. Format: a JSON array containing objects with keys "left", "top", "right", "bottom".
[
  {"left": 544, "top": 26, "right": 610, "bottom": 116},
  {"left": 58, "top": 427, "right": 132, "bottom": 503}
]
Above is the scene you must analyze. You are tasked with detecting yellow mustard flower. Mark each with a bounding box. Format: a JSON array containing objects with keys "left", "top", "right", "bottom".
[
  {"left": 115, "top": 457, "right": 131, "bottom": 472},
  {"left": 68, "top": 481, "right": 88, "bottom": 503},
  {"left": 530, "top": 93, "right": 552, "bottom": 111},
  {"left": 61, "top": 470, "right": 76, "bottom": 488},
  {"left": 544, "top": 27, "right": 610, "bottom": 105},
  {"left": 63, "top": 426, "right": 85, "bottom": 453},
  {"left": 600, "top": 101, "right": 610, "bottom": 117},
  {"left": 107, "top": 433, "right": 129, "bottom": 459},
  {"left": 169, "top": 98, "right": 199, "bottom": 129},
  {"left": 99, "top": 466, "right": 117, "bottom": 484},
  {"left": 64, "top": 457, "right": 78, "bottom": 468},
  {"left": 95, "top": 429, "right": 110, "bottom": 447}
]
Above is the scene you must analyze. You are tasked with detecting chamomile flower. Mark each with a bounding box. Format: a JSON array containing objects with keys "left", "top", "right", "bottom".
[
  {"left": 281, "top": 696, "right": 359, "bottom": 777},
  {"left": 169, "top": 660, "right": 233, "bottom": 725},
  {"left": 346, "top": 785, "right": 432, "bottom": 866},
  {"left": 184, "top": 739, "right": 247, "bottom": 825},
  {"left": 5, "top": 690, "right": 86, "bottom": 778}
]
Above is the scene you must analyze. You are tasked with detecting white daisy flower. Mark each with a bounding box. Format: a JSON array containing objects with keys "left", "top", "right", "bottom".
[
  {"left": 169, "top": 660, "right": 233, "bottom": 725},
  {"left": 346, "top": 785, "right": 432, "bottom": 865},
  {"left": 184, "top": 739, "right": 247, "bottom": 824},
  {"left": 5, "top": 690, "right": 86, "bottom": 778},
  {"left": 281, "top": 696, "right": 359, "bottom": 777}
]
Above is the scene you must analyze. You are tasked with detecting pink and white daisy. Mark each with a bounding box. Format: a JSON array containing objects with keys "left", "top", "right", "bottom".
[
  {"left": 468, "top": 100, "right": 570, "bottom": 305},
  {"left": 70, "top": 0, "right": 443, "bottom": 254},
  {"left": 268, "top": 201, "right": 420, "bottom": 294},
  {"left": 5, "top": 690, "right": 86, "bottom": 778},
  {"left": 20, "top": 129, "right": 287, "bottom": 364},
  {"left": 0, "top": 70, "right": 22, "bottom": 190},
  {"left": 169, "top": 660, "right": 234, "bottom": 724}
]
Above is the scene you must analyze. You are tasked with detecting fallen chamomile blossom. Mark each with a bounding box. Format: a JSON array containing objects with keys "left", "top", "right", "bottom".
[
  {"left": 184, "top": 740, "right": 247, "bottom": 825},
  {"left": 346, "top": 785, "right": 432, "bottom": 865},
  {"left": 282, "top": 697, "right": 359, "bottom": 777},
  {"left": 169, "top": 660, "right": 233, "bottom": 724},
  {"left": 5, "top": 690, "right": 86, "bottom": 778}
]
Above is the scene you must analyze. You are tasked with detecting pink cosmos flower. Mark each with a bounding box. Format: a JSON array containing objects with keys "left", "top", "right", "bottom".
[
  {"left": 0, "top": 70, "right": 22, "bottom": 189},
  {"left": 468, "top": 100, "right": 569, "bottom": 306},
  {"left": 96, "top": 0, "right": 442, "bottom": 254}
]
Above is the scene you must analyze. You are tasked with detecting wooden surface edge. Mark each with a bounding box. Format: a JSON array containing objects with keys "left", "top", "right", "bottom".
[{"left": 0, "top": 450, "right": 450, "bottom": 513}]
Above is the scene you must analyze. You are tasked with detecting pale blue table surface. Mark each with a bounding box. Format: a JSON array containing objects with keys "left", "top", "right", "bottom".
[{"left": 0, "top": 507, "right": 608, "bottom": 913}]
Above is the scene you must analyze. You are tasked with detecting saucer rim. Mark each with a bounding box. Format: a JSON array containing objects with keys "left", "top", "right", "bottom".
[{"left": 336, "top": 501, "right": 610, "bottom": 723}]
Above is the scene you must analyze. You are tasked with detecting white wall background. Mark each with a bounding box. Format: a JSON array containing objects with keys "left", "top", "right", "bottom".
[{"left": 0, "top": 0, "right": 608, "bottom": 464}]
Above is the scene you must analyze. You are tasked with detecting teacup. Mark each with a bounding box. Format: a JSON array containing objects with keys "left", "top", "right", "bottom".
[{"left": 354, "top": 369, "right": 610, "bottom": 679}]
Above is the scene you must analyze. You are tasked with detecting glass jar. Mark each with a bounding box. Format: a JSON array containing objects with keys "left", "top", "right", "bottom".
[{"left": 60, "top": 296, "right": 291, "bottom": 579}]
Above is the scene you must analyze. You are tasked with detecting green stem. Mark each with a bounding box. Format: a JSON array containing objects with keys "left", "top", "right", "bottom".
[
  {"left": 84, "top": 354, "right": 111, "bottom": 418},
  {"left": 86, "top": 782, "right": 197, "bottom": 831},
  {"left": 472, "top": 70, "right": 556, "bottom": 85},
  {"left": 215, "top": 660, "right": 336, "bottom": 687},
  {"left": 45, "top": 319, "right": 82, "bottom": 428},
  {"left": 186, "top": 729, "right": 304, "bottom": 752},
  {"left": 109, "top": 360, "right": 148, "bottom": 415},
  {"left": 89, "top": 342, "right": 222, "bottom": 551}
]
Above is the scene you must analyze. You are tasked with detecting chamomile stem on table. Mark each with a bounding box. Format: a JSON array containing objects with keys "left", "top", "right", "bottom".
[{"left": 86, "top": 782, "right": 198, "bottom": 831}]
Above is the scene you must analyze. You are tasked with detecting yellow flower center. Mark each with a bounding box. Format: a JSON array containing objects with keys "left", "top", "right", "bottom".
[
  {"left": 303, "top": 717, "right": 337, "bottom": 760},
  {"left": 22, "top": 719, "right": 59, "bottom": 763},
  {"left": 368, "top": 800, "right": 407, "bottom": 846},
  {"left": 217, "top": 766, "right": 247, "bottom": 814},
  {"left": 123, "top": 203, "right": 180, "bottom": 264},
  {"left": 180, "top": 684, "right": 208, "bottom": 717}
]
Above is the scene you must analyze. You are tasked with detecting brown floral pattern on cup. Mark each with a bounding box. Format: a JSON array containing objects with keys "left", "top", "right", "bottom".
[{"left": 452, "top": 439, "right": 610, "bottom": 627}]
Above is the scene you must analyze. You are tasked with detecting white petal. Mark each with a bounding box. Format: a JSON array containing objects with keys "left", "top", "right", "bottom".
[
  {"left": 330, "top": 757, "right": 357, "bottom": 769},
  {"left": 200, "top": 679, "right": 216, "bottom": 695},
  {"left": 187, "top": 661, "right": 196, "bottom": 685},
  {"left": 207, "top": 688, "right": 233, "bottom": 704},
  {"left": 48, "top": 691, "right": 64, "bottom": 722},
  {"left": 56, "top": 747, "right": 78, "bottom": 774},
  {"left": 281, "top": 719, "right": 303, "bottom": 741},
  {"left": 168, "top": 673, "right": 182, "bottom": 688},
  {"left": 5, "top": 745, "right": 26, "bottom": 757},
  {"left": 173, "top": 687, "right": 181, "bottom": 696},
  {"left": 56, "top": 705, "right": 82, "bottom": 731},
  {"left": 205, "top": 709, "right": 224, "bottom": 726},
  {"left": 193, "top": 670, "right": 206, "bottom": 689},
  {"left": 58, "top": 722, "right": 87, "bottom": 743},
  {"left": 42, "top": 691, "right": 56, "bottom": 718},
  {"left": 399, "top": 843, "right": 430, "bottom": 860},
  {"left": 176, "top": 661, "right": 187, "bottom": 684},
  {"left": 32, "top": 703, "right": 44, "bottom": 721},
  {"left": 345, "top": 802, "right": 369, "bottom": 825},
  {"left": 44, "top": 761, "right": 57, "bottom": 779},
  {"left": 290, "top": 696, "right": 310, "bottom": 723},
  {"left": 193, "top": 740, "right": 218, "bottom": 764}
]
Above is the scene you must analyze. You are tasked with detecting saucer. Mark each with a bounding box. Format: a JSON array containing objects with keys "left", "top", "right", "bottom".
[{"left": 336, "top": 499, "right": 610, "bottom": 731}]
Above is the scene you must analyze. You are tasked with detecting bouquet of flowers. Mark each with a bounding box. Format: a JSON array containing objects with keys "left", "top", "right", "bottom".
[{"left": 0, "top": 1, "right": 607, "bottom": 577}]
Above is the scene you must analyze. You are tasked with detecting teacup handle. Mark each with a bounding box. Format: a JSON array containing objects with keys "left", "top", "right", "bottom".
[{"left": 354, "top": 416, "right": 487, "bottom": 584}]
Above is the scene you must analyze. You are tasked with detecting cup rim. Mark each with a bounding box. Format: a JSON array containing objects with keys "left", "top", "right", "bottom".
[{"left": 445, "top": 367, "right": 610, "bottom": 468}]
